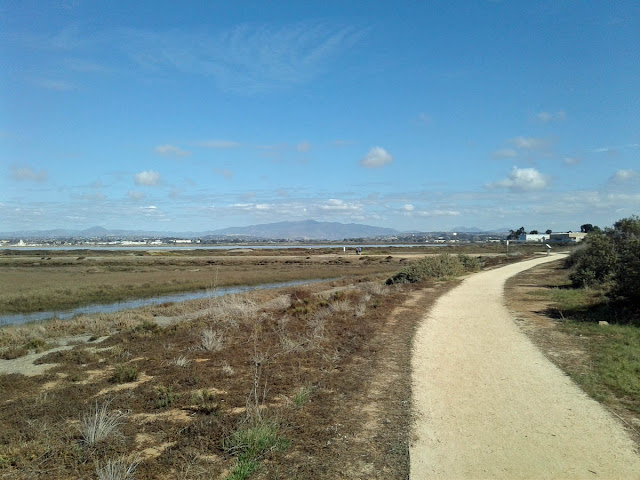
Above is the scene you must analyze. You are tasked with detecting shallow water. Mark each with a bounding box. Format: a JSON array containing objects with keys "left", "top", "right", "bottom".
[{"left": 0, "top": 278, "right": 332, "bottom": 326}]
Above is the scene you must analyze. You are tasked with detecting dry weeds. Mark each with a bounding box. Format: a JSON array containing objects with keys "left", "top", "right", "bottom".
[{"left": 0, "top": 258, "right": 477, "bottom": 478}]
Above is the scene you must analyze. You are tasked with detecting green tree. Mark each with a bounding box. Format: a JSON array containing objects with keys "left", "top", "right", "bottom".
[
  {"left": 529, "top": 230, "right": 539, "bottom": 234},
  {"left": 507, "top": 226, "right": 526, "bottom": 240},
  {"left": 545, "top": 229, "right": 552, "bottom": 234},
  {"left": 581, "top": 223, "right": 596, "bottom": 233}
]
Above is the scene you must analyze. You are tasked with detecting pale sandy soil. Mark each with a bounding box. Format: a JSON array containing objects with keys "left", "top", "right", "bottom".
[{"left": 411, "top": 254, "right": 640, "bottom": 479}]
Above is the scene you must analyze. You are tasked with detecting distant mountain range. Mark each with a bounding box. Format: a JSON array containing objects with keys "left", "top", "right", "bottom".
[
  {"left": 211, "top": 220, "right": 399, "bottom": 240},
  {"left": 1, "top": 220, "right": 507, "bottom": 241},
  {"left": 1, "top": 220, "right": 400, "bottom": 241}
]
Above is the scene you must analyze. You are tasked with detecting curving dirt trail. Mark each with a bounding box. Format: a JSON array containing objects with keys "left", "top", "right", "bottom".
[{"left": 411, "top": 254, "right": 640, "bottom": 479}]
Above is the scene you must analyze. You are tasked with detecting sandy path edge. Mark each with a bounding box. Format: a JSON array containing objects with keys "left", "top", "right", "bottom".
[{"left": 410, "top": 254, "right": 640, "bottom": 479}]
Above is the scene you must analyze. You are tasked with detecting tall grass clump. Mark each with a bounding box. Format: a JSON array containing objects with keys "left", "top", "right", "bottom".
[
  {"left": 223, "top": 416, "right": 288, "bottom": 480},
  {"left": 79, "top": 400, "right": 127, "bottom": 445},
  {"left": 201, "top": 328, "right": 225, "bottom": 351},
  {"left": 386, "top": 254, "right": 475, "bottom": 285},
  {"left": 209, "top": 294, "right": 258, "bottom": 326},
  {"left": 96, "top": 456, "right": 138, "bottom": 480}
]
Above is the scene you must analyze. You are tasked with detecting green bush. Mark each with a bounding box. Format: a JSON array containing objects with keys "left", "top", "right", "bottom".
[
  {"left": 612, "top": 238, "right": 640, "bottom": 303},
  {"left": 567, "top": 215, "right": 640, "bottom": 309},
  {"left": 386, "top": 254, "right": 477, "bottom": 285},
  {"left": 569, "top": 233, "right": 617, "bottom": 288},
  {"left": 110, "top": 364, "right": 139, "bottom": 384}
]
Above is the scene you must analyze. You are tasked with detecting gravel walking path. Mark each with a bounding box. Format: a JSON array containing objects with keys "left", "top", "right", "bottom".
[{"left": 411, "top": 254, "right": 640, "bottom": 479}]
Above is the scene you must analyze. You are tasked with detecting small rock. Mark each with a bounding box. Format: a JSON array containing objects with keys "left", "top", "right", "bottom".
[{"left": 598, "top": 321, "right": 609, "bottom": 326}]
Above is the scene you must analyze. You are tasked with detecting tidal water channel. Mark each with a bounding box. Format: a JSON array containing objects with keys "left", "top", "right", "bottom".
[{"left": 0, "top": 278, "right": 331, "bottom": 326}]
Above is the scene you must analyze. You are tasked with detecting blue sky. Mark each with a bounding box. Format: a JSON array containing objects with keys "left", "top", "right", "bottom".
[{"left": 1, "top": 1, "right": 639, "bottom": 233}]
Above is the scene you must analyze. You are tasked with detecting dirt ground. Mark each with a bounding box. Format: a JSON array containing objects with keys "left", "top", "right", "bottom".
[{"left": 410, "top": 254, "right": 640, "bottom": 479}]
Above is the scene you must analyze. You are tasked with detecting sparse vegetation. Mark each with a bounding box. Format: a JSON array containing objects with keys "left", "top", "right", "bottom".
[
  {"left": 386, "top": 253, "right": 482, "bottom": 285},
  {"left": 0, "top": 249, "right": 494, "bottom": 479},
  {"left": 200, "top": 328, "right": 225, "bottom": 351},
  {"left": 154, "top": 386, "right": 177, "bottom": 409},
  {"left": 223, "top": 416, "right": 289, "bottom": 480},
  {"left": 110, "top": 364, "right": 139, "bottom": 383},
  {"left": 79, "top": 401, "right": 128, "bottom": 445},
  {"left": 96, "top": 456, "right": 139, "bottom": 480},
  {"left": 292, "top": 385, "right": 313, "bottom": 407}
]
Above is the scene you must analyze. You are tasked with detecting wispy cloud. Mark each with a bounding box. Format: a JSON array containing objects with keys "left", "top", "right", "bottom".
[
  {"left": 360, "top": 147, "right": 393, "bottom": 168},
  {"left": 12, "top": 21, "right": 365, "bottom": 94},
  {"left": 213, "top": 168, "right": 234, "bottom": 180},
  {"left": 593, "top": 143, "right": 639, "bottom": 154},
  {"left": 128, "top": 190, "right": 146, "bottom": 200},
  {"left": 29, "top": 77, "right": 75, "bottom": 91},
  {"left": 611, "top": 169, "right": 638, "bottom": 182},
  {"left": 563, "top": 157, "right": 580, "bottom": 166},
  {"left": 296, "top": 141, "right": 311, "bottom": 153},
  {"left": 196, "top": 140, "right": 240, "bottom": 149},
  {"left": 134, "top": 170, "right": 161, "bottom": 186},
  {"left": 154, "top": 144, "right": 191, "bottom": 157},
  {"left": 319, "top": 198, "right": 362, "bottom": 212},
  {"left": 536, "top": 110, "right": 566, "bottom": 123},
  {"left": 118, "top": 22, "right": 365, "bottom": 93},
  {"left": 492, "top": 148, "right": 518, "bottom": 159},
  {"left": 488, "top": 167, "right": 550, "bottom": 192},
  {"left": 417, "top": 113, "right": 432, "bottom": 125},
  {"left": 10, "top": 165, "right": 48, "bottom": 182},
  {"left": 509, "top": 136, "right": 548, "bottom": 150}
]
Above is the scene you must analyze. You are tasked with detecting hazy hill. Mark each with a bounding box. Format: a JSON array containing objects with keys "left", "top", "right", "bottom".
[
  {"left": 211, "top": 220, "right": 399, "bottom": 240},
  {"left": 1, "top": 220, "right": 400, "bottom": 241}
]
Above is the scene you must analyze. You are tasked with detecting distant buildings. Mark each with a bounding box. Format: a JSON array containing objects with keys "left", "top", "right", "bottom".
[
  {"left": 519, "top": 232, "right": 587, "bottom": 243},
  {"left": 518, "top": 233, "right": 550, "bottom": 243}
]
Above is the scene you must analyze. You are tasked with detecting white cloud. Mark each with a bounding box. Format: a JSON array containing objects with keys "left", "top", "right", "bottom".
[
  {"left": 612, "top": 169, "right": 639, "bottom": 182},
  {"left": 489, "top": 167, "right": 550, "bottom": 192},
  {"left": 11, "top": 166, "right": 48, "bottom": 182},
  {"left": 128, "top": 190, "right": 145, "bottom": 200},
  {"left": 360, "top": 147, "right": 393, "bottom": 168},
  {"left": 296, "top": 141, "right": 311, "bottom": 152},
  {"left": 416, "top": 209, "right": 461, "bottom": 217},
  {"left": 563, "top": 157, "right": 580, "bottom": 166},
  {"left": 196, "top": 140, "right": 240, "bottom": 148},
  {"left": 492, "top": 148, "right": 518, "bottom": 159},
  {"left": 319, "top": 198, "right": 362, "bottom": 211},
  {"left": 403, "top": 204, "right": 415, "bottom": 211},
  {"left": 154, "top": 144, "right": 191, "bottom": 157},
  {"left": 536, "top": 110, "right": 566, "bottom": 123},
  {"left": 510, "top": 136, "right": 547, "bottom": 150},
  {"left": 593, "top": 143, "right": 639, "bottom": 154},
  {"left": 134, "top": 170, "right": 161, "bottom": 186},
  {"left": 81, "top": 192, "right": 106, "bottom": 201}
]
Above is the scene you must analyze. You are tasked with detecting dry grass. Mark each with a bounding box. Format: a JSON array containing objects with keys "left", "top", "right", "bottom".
[
  {"left": 0, "top": 255, "right": 482, "bottom": 479},
  {"left": 207, "top": 293, "right": 259, "bottom": 326},
  {"left": 0, "top": 250, "right": 405, "bottom": 314},
  {"left": 96, "top": 457, "right": 139, "bottom": 480},
  {"left": 79, "top": 400, "right": 128, "bottom": 445},
  {"left": 200, "top": 328, "right": 224, "bottom": 352}
]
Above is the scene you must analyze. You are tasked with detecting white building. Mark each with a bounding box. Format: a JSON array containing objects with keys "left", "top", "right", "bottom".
[
  {"left": 518, "top": 234, "right": 550, "bottom": 243},
  {"left": 549, "top": 232, "right": 587, "bottom": 243}
]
